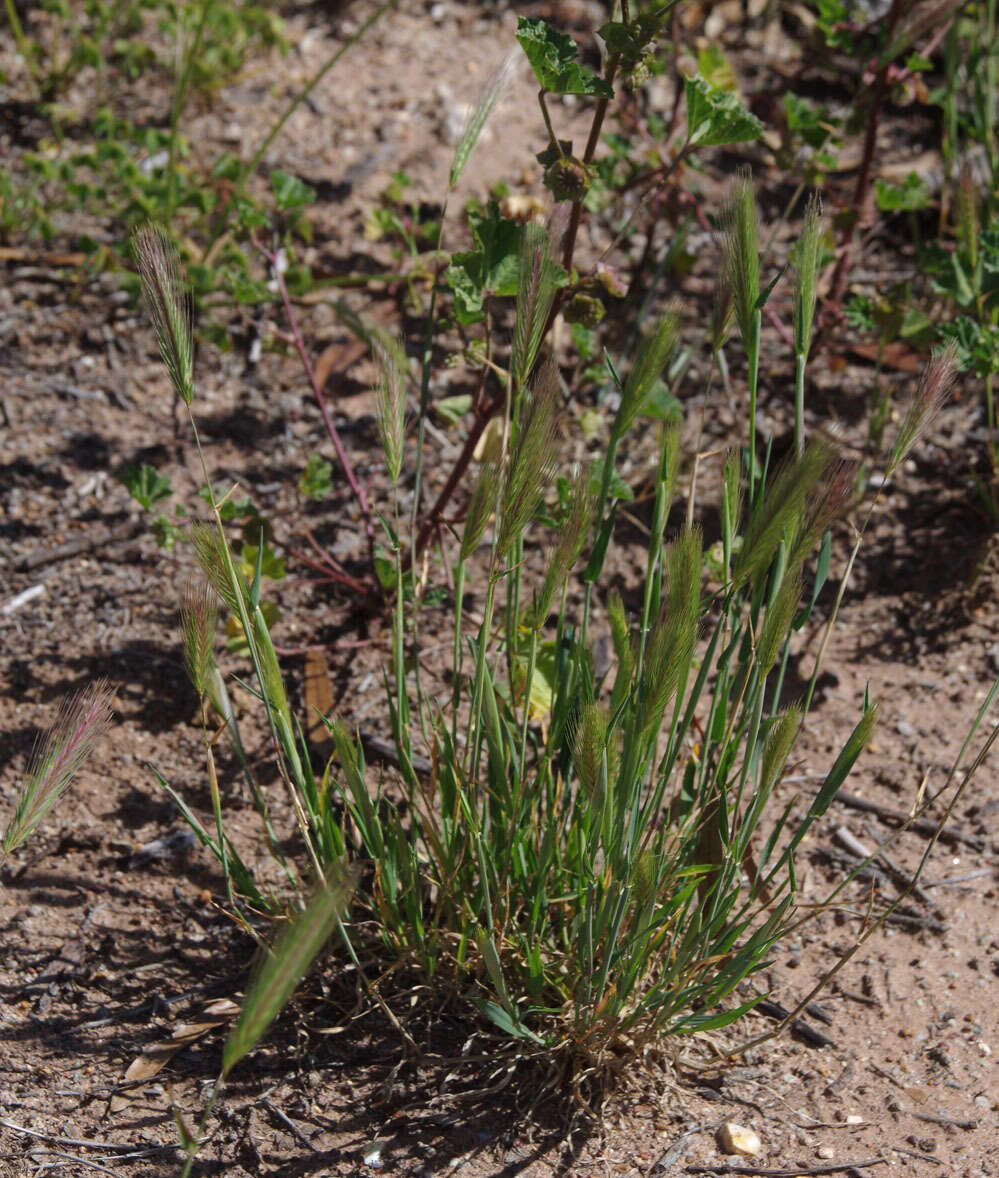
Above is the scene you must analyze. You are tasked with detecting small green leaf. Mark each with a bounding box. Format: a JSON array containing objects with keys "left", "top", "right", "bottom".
[
  {"left": 239, "top": 543, "right": 285, "bottom": 582},
  {"left": 223, "top": 871, "right": 356, "bottom": 1075},
  {"left": 672, "top": 996, "right": 762, "bottom": 1033},
  {"left": 697, "top": 44, "right": 737, "bottom": 91},
  {"left": 473, "top": 998, "right": 545, "bottom": 1043},
  {"left": 200, "top": 483, "right": 257, "bottom": 521},
  {"left": 792, "top": 701, "right": 878, "bottom": 852},
  {"left": 515, "top": 18, "right": 614, "bottom": 97},
  {"left": 374, "top": 545, "right": 396, "bottom": 591},
  {"left": 150, "top": 514, "right": 181, "bottom": 550},
  {"left": 271, "top": 169, "right": 316, "bottom": 212},
  {"left": 446, "top": 202, "right": 524, "bottom": 325},
  {"left": 641, "top": 379, "right": 683, "bottom": 422},
  {"left": 875, "top": 173, "right": 931, "bottom": 212},
  {"left": 898, "top": 305, "right": 934, "bottom": 346},
  {"left": 784, "top": 92, "right": 838, "bottom": 151},
  {"left": 299, "top": 452, "right": 333, "bottom": 500},
  {"left": 927, "top": 247, "right": 976, "bottom": 308},
  {"left": 598, "top": 19, "right": 633, "bottom": 55},
  {"left": 373, "top": 544, "right": 415, "bottom": 601},
  {"left": 939, "top": 317, "right": 999, "bottom": 377},
  {"left": 434, "top": 394, "right": 472, "bottom": 425},
  {"left": 685, "top": 75, "right": 764, "bottom": 147},
  {"left": 754, "top": 265, "right": 787, "bottom": 311},
  {"left": 588, "top": 466, "right": 634, "bottom": 502},
  {"left": 570, "top": 321, "right": 597, "bottom": 361},
  {"left": 844, "top": 294, "right": 876, "bottom": 334},
  {"left": 120, "top": 463, "right": 173, "bottom": 509}
]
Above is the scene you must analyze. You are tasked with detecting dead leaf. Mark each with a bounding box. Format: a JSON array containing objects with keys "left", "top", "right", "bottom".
[
  {"left": 500, "top": 194, "right": 547, "bottom": 223},
  {"left": 849, "top": 342, "right": 923, "bottom": 373},
  {"left": 473, "top": 416, "right": 505, "bottom": 463},
  {"left": 0, "top": 246, "right": 89, "bottom": 266},
  {"left": 121, "top": 999, "right": 239, "bottom": 1085},
  {"left": 313, "top": 337, "right": 369, "bottom": 392},
  {"left": 304, "top": 649, "right": 333, "bottom": 755}
]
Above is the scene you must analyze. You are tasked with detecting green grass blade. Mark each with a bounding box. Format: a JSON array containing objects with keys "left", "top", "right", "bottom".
[{"left": 223, "top": 868, "right": 357, "bottom": 1075}]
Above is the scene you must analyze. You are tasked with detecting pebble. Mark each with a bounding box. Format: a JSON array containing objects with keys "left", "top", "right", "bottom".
[
  {"left": 716, "top": 1122, "right": 762, "bottom": 1157},
  {"left": 817, "top": 1146, "right": 835, "bottom": 1160},
  {"left": 434, "top": 81, "right": 468, "bottom": 146}
]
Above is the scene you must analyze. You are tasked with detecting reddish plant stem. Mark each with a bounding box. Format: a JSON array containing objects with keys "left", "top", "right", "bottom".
[
  {"left": 766, "top": 305, "right": 794, "bottom": 350},
  {"left": 560, "top": 52, "right": 621, "bottom": 273},
  {"left": 828, "top": 0, "right": 905, "bottom": 309},
  {"left": 405, "top": 318, "right": 494, "bottom": 570},
  {"left": 286, "top": 545, "right": 373, "bottom": 597},
  {"left": 410, "top": 46, "right": 622, "bottom": 567},
  {"left": 300, "top": 522, "right": 375, "bottom": 596},
  {"left": 666, "top": 11, "right": 685, "bottom": 138},
  {"left": 254, "top": 237, "right": 379, "bottom": 583},
  {"left": 411, "top": 397, "right": 501, "bottom": 564}
]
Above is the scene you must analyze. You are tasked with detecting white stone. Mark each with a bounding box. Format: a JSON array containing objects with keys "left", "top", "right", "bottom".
[
  {"left": 817, "top": 1146, "right": 835, "bottom": 1160},
  {"left": 716, "top": 1121, "right": 762, "bottom": 1157}
]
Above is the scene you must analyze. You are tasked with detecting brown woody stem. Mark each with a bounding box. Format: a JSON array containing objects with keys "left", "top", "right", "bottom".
[
  {"left": 828, "top": 0, "right": 905, "bottom": 308},
  {"left": 561, "top": 52, "right": 622, "bottom": 273},
  {"left": 410, "top": 46, "right": 622, "bottom": 566}
]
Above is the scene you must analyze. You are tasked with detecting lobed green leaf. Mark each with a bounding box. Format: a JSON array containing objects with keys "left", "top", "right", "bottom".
[{"left": 515, "top": 18, "right": 614, "bottom": 97}]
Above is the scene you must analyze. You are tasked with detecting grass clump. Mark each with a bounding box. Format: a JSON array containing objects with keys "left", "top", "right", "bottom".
[
  {"left": 122, "top": 17, "right": 982, "bottom": 1163},
  {"left": 136, "top": 215, "right": 895, "bottom": 1084}
]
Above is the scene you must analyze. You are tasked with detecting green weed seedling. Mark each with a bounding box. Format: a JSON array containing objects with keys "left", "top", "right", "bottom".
[
  {"left": 1, "top": 0, "right": 397, "bottom": 347},
  {"left": 3, "top": 0, "right": 283, "bottom": 107}
]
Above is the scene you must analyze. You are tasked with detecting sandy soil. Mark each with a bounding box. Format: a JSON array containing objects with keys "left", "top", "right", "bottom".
[{"left": 1, "top": 2, "right": 998, "bottom": 1175}]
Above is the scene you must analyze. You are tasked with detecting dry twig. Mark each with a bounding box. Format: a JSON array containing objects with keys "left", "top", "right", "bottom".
[{"left": 686, "top": 1159, "right": 888, "bottom": 1176}]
